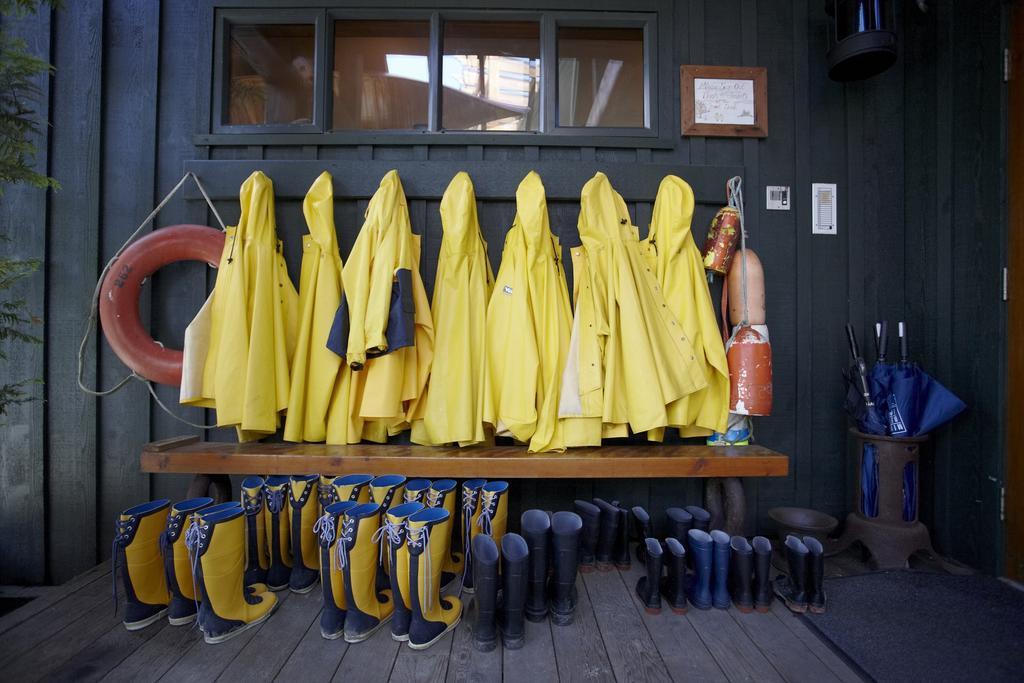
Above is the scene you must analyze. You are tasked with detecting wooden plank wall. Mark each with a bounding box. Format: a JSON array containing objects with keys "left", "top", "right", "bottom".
[{"left": 0, "top": 0, "right": 1007, "bottom": 583}]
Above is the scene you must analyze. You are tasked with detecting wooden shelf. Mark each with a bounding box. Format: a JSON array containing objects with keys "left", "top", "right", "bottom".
[{"left": 141, "top": 436, "right": 789, "bottom": 479}]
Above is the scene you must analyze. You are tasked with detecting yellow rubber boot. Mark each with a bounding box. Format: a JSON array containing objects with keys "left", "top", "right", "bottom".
[
  {"left": 316, "top": 500, "right": 358, "bottom": 639},
  {"left": 339, "top": 502, "right": 394, "bottom": 642},
  {"left": 115, "top": 499, "right": 172, "bottom": 630},
  {"left": 318, "top": 473, "right": 338, "bottom": 512},
  {"left": 263, "top": 476, "right": 292, "bottom": 591},
  {"left": 189, "top": 506, "right": 279, "bottom": 644},
  {"left": 241, "top": 476, "right": 268, "bottom": 587},
  {"left": 370, "top": 475, "right": 406, "bottom": 582},
  {"left": 460, "top": 479, "right": 486, "bottom": 592},
  {"left": 403, "top": 478, "right": 432, "bottom": 504},
  {"left": 289, "top": 474, "right": 320, "bottom": 593},
  {"left": 406, "top": 507, "right": 462, "bottom": 649},
  {"left": 332, "top": 473, "right": 373, "bottom": 504},
  {"left": 477, "top": 481, "right": 509, "bottom": 549},
  {"left": 162, "top": 496, "right": 213, "bottom": 626},
  {"left": 383, "top": 501, "right": 425, "bottom": 641},
  {"left": 425, "top": 479, "right": 463, "bottom": 589}
]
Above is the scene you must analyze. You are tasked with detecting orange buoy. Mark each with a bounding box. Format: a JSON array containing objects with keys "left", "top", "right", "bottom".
[
  {"left": 726, "top": 325, "right": 773, "bottom": 416},
  {"left": 98, "top": 224, "right": 224, "bottom": 386}
]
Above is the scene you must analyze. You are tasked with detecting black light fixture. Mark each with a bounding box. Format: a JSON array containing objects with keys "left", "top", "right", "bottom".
[{"left": 825, "top": 0, "right": 898, "bottom": 81}]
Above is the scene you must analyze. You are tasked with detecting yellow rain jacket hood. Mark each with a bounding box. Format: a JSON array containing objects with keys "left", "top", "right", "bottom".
[
  {"left": 187, "top": 170, "right": 298, "bottom": 441},
  {"left": 326, "top": 170, "right": 433, "bottom": 442},
  {"left": 411, "top": 172, "right": 494, "bottom": 446},
  {"left": 642, "top": 175, "right": 729, "bottom": 437},
  {"left": 558, "top": 172, "right": 707, "bottom": 445},
  {"left": 283, "top": 172, "right": 346, "bottom": 442},
  {"left": 483, "top": 171, "right": 572, "bottom": 453}
]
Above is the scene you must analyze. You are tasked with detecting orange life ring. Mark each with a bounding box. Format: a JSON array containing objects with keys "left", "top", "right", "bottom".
[{"left": 98, "top": 224, "right": 224, "bottom": 386}]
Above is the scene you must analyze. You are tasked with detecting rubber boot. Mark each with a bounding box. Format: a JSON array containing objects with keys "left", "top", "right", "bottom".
[
  {"left": 385, "top": 501, "right": 425, "bottom": 641},
  {"left": 549, "top": 511, "right": 582, "bottom": 625},
  {"left": 289, "top": 475, "right": 320, "bottom": 593},
  {"left": 263, "top": 476, "right": 292, "bottom": 591},
  {"left": 315, "top": 501, "right": 358, "bottom": 639},
  {"left": 338, "top": 502, "right": 394, "bottom": 642},
  {"left": 613, "top": 506, "right": 631, "bottom": 569},
  {"left": 162, "top": 497, "right": 213, "bottom": 626},
  {"left": 403, "top": 478, "right": 432, "bottom": 505},
  {"left": 686, "top": 529, "right": 713, "bottom": 610},
  {"left": 593, "top": 498, "right": 619, "bottom": 571},
  {"left": 710, "top": 530, "right": 731, "bottom": 609},
  {"left": 241, "top": 476, "right": 268, "bottom": 587},
  {"left": 318, "top": 474, "right": 339, "bottom": 513},
  {"left": 332, "top": 473, "right": 373, "bottom": 504},
  {"left": 685, "top": 506, "right": 710, "bottom": 570},
  {"left": 468, "top": 481, "right": 509, "bottom": 592},
  {"left": 113, "top": 499, "right": 171, "bottom": 631},
  {"left": 660, "top": 537, "right": 687, "bottom": 614},
  {"left": 425, "top": 479, "right": 463, "bottom": 590},
  {"left": 665, "top": 507, "right": 693, "bottom": 548},
  {"left": 803, "top": 536, "right": 826, "bottom": 614},
  {"left": 370, "top": 474, "right": 407, "bottom": 514},
  {"left": 633, "top": 507, "right": 654, "bottom": 562},
  {"left": 497, "top": 533, "right": 528, "bottom": 650},
  {"left": 189, "top": 506, "right": 279, "bottom": 644},
  {"left": 752, "top": 536, "right": 773, "bottom": 612},
  {"left": 573, "top": 500, "right": 600, "bottom": 573},
  {"left": 469, "top": 534, "right": 499, "bottom": 652},
  {"left": 773, "top": 535, "right": 809, "bottom": 613},
  {"left": 460, "top": 479, "right": 486, "bottom": 592},
  {"left": 635, "top": 538, "right": 663, "bottom": 614},
  {"left": 729, "top": 536, "right": 754, "bottom": 613},
  {"left": 406, "top": 507, "right": 462, "bottom": 650},
  {"left": 521, "top": 509, "right": 550, "bottom": 623}
]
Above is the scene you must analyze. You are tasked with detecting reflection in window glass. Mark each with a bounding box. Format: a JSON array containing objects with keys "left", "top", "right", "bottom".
[
  {"left": 442, "top": 21, "right": 540, "bottom": 131},
  {"left": 557, "top": 27, "right": 645, "bottom": 128},
  {"left": 227, "top": 24, "right": 315, "bottom": 125},
  {"left": 333, "top": 21, "right": 430, "bottom": 130}
]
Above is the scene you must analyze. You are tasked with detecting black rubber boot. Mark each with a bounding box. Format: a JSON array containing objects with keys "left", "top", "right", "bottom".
[
  {"left": 752, "top": 536, "right": 773, "bottom": 612},
  {"left": 469, "top": 534, "right": 499, "bottom": 652},
  {"left": 549, "top": 511, "right": 582, "bottom": 626},
  {"left": 521, "top": 509, "right": 551, "bottom": 623},
  {"left": 574, "top": 500, "right": 600, "bottom": 573},
  {"left": 632, "top": 506, "right": 653, "bottom": 562},
  {"left": 773, "top": 535, "right": 809, "bottom": 613},
  {"left": 729, "top": 536, "right": 754, "bottom": 613},
  {"left": 711, "top": 530, "right": 731, "bottom": 610},
  {"left": 803, "top": 536, "right": 826, "bottom": 614},
  {"left": 634, "top": 538, "right": 663, "bottom": 614},
  {"left": 498, "top": 534, "right": 528, "bottom": 650},
  {"left": 612, "top": 506, "right": 631, "bottom": 569},
  {"left": 593, "top": 498, "right": 619, "bottom": 571},
  {"left": 684, "top": 506, "right": 710, "bottom": 570},
  {"left": 665, "top": 507, "right": 693, "bottom": 547},
  {"left": 660, "top": 537, "right": 687, "bottom": 614},
  {"left": 686, "top": 529, "right": 713, "bottom": 610}
]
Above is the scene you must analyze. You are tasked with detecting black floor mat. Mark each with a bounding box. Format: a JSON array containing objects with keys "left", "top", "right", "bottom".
[{"left": 801, "top": 571, "right": 1024, "bottom": 682}]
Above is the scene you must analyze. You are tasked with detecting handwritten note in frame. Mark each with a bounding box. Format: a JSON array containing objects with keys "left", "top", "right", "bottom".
[{"left": 681, "top": 65, "right": 768, "bottom": 138}]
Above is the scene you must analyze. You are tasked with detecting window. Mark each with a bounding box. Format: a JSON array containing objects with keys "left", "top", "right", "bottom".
[
  {"left": 557, "top": 27, "right": 645, "bottom": 128},
  {"left": 226, "top": 23, "right": 316, "bottom": 126}
]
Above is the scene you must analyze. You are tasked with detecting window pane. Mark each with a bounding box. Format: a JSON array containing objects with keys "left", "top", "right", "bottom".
[
  {"left": 333, "top": 21, "right": 430, "bottom": 130},
  {"left": 442, "top": 21, "right": 540, "bottom": 132},
  {"left": 557, "top": 27, "right": 645, "bottom": 128},
  {"left": 227, "top": 24, "right": 315, "bottom": 125}
]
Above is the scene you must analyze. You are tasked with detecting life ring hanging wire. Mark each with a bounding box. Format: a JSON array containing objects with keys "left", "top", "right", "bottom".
[{"left": 77, "top": 171, "right": 226, "bottom": 429}]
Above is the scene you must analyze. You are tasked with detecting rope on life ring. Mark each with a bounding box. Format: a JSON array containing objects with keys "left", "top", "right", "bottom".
[
  {"left": 98, "top": 225, "right": 224, "bottom": 386},
  {"left": 704, "top": 477, "right": 746, "bottom": 535}
]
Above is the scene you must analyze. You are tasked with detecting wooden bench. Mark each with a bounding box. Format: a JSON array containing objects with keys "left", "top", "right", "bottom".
[{"left": 141, "top": 435, "right": 789, "bottom": 533}]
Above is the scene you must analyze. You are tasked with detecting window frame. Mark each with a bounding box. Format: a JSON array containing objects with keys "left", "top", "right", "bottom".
[{"left": 200, "top": 1, "right": 673, "bottom": 147}]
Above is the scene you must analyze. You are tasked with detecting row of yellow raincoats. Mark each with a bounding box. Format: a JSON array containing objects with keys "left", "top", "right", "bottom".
[{"left": 181, "top": 168, "right": 728, "bottom": 450}]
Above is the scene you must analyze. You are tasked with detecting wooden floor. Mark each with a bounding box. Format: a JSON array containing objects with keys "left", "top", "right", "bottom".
[{"left": 0, "top": 551, "right": 862, "bottom": 683}]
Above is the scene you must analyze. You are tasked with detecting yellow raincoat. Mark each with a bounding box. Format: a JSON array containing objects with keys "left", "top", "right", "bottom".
[
  {"left": 558, "top": 173, "right": 707, "bottom": 446},
  {"left": 283, "top": 172, "right": 345, "bottom": 442},
  {"left": 642, "top": 175, "right": 730, "bottom": 438},
  {"left": 183, "top": 171, "right": 298, "bottom": 442},
  {"left": 325, "top": 170, "right": 433, "bottom": 442},
  {"left": 411, "top": 172, "right": 494, "bottom": 446},
  {"left": 483, "top": 171, "right": 572, "bottom": 453}
]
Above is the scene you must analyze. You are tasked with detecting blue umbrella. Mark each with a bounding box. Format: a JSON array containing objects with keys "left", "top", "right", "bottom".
[
  {"left": 861, "top": 442, "right": 879, "bottom": 517},
  {"left": 886, "top": 322, "right": 966, "bottom": 437},
  {"left": 844, "top": 324, "right": 888, "bottom": 435},
  {"left": 868, "top": 321, "right": 895, "bottom": 417}
]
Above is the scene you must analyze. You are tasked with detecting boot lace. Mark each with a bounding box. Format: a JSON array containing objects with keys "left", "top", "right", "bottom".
[
  {"left": 406, "top": 523, "right": 432, "bottom": 613},
  {"left": 111, "top": 517, "right": 132, "bottom": 615},
  {"left": 265, "top": 486, "right": 285, "bottom": 515},
  {"left": 461, "top": 487, "right": 478, "bottom": 585},
  {"left": 318, "top": 482, "right": 337, "bottom": 509},
  {"left": 425, "top": 489, "right": 442, "bottom": 508},
  {"left": 313, "top": 512, "right": 335, "bottom": 549},
  {"left": 243, "top": 489, "right": 263, "bottom": 516},
  {"left": 476, "top": 490, "right": 497, "bottom": 537},
  {"left": 404, "top": 488, "right": 423, "bottom": 503},
  {"left": 335, "top": 517, "right": 355, "bottom": 570},
  {"left": 371, "top": 517, "right": 403, "bottom": 566},
  {"left": 184, "top": 514, "right": 209, "bottom": 627}
]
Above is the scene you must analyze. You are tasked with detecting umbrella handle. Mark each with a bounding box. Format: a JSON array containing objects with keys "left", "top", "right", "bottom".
[
  {"left": 899, "top": 321, "right": 908, "bottom": 362},
  {"left": 846, "top": 323, "right": 860, "bottom": 360},
  {"left": 873, "top": 323, "right": 881, "bottom": 361},
  {"left": 879, "top": 320, "right": 888, "bottom": 362}
]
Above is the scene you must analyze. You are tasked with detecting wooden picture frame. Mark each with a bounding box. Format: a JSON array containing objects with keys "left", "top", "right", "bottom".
[{"left": 681, "top": 65, "right": 768, "bottom": 138}]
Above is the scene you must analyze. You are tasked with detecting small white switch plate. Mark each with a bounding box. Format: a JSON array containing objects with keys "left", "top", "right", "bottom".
[
  {"left": 766, "top": 185, "right": 790, "bottom": 210},
  {"left": 812, "top": 183, "right": 837, "bottom": 235}
]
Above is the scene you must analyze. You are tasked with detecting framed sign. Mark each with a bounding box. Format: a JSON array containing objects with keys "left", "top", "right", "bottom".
[{"left": 681, "top": 65, "right": 768, "bottom": 138}]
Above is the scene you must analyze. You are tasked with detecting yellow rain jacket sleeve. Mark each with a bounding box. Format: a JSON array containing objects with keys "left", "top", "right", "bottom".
[
  {"left": 283, "top": 171, "right": 344, "bottom": 443},
  {"left": 412, "top": 172, "right": 493, "bottom": 447},
  {"left": 642, "top": 175, "right": 730, "bottom": 437},
  {"left": 483, "top": 171, "right": 571, "bottom": 453}
]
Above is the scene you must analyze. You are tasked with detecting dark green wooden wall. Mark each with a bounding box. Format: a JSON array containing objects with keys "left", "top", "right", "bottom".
[{"left": 0, "top": 0, "right": 1008, "bottom": 584}]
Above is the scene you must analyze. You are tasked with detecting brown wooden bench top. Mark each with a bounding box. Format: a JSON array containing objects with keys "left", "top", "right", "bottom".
[{"left": 141, "top": 436, "right": 789, "bottom": 479}]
